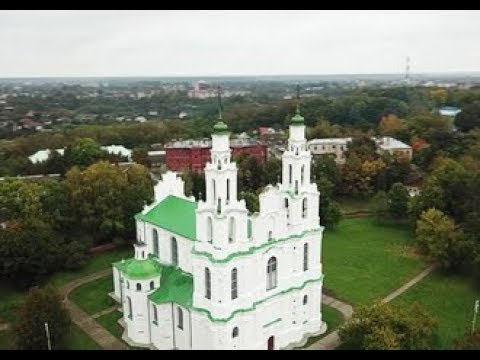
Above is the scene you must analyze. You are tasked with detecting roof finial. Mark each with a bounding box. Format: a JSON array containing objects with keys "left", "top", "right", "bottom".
[
  {"left": 217, "top": 86, "right": 223, "bottom": 120},
  {"left": 295, "top": 84, "right": 301, "bottom": 115}
]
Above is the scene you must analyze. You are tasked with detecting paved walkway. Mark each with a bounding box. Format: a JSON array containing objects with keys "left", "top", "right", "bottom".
[
  {"left": 381, "top": 265, "right": 435, "bottom": 303},
  {"left": 304, "top": 295, "right": 353, "bottom": 350},
  {"left": 92, "top": 306, "right": 118, "bottom": 319},
  {"left": 61, "top": 269, "right": 127, "bottom": 350},
  {"left": 305, "top": 265, "right": 435, "bottom": 351}
]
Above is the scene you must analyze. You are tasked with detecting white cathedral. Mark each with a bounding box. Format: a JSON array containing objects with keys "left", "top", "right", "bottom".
[{"left": 111, "top": 105, "right": 326, "bottom": 350}]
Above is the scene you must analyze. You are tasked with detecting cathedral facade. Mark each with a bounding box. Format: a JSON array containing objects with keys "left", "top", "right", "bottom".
[{"left": 111, "top": 108, "right": 326, "bottom": 350}]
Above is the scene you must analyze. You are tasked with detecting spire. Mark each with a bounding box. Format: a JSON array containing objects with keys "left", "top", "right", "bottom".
[
  {"left": 217, "top": 86, "right": 223, "bottom": 120},
  {"left": 213, "top": 85, "right": 229, "bottom": 134},
  {"left": 291, "top": 84, "right": 304, "bottom": 125}
]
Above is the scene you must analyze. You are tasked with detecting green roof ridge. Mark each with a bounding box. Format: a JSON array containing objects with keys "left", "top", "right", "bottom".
[
  {"left": 192, "top": 275, "right": 324, "bottom": 323},
  {"left": 213, "top": 121, "right": 229, "bottom": 134},
  {"left": 192, "top": 227, "right": 324, "bottom": 263}
]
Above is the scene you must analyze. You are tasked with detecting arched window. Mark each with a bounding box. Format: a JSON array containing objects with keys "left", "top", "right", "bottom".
[
  {"left": 303, "top": 295, "right": 308, "bottom": 305},
  {"left": 153, "top": 229, "right": 159, "bottom": 257},
  {"left": 217, "top": 198, "right": 221, "bottom": 215},
  {"left": 295, "top": 180, "right": 299, "bottom": 195},
  {"left": 152, "top": 304, "right": 158, "bottom": 323},
  {"left": 217, "top": 160, "right": 221, "bottom": 170},
  {"left": 126, "top": 281, "right": 130, "bottom": 289},
  {"left": 177, "top": 307, "right": 183, "bottom": 330},
  {"left": 212, "top": 179, "right": 216, "bottom": 203},
  {"left": 142, "top": 251, "right": 145, "bottom": 258},
  {"left": 268, "top": 230, "right": 273, "bottom": 241},
  {"left": 205, "top": 267, "right": 211, "bottom": 299},
  {"left": 231, "top": 268, "right": 238, "bottom": 300},
  {"left": 289, "top": 164, "right": 292, "bottom": 184},
  {"left": 267, "top": 257, "right": 278, "bottom": 290},
  {"left": 301, "top": 165, "right": 305, "bottom": 185},
  {"left": 207, "top": 217, "right": 213, "bottom": 243},
  {"left": 150, "top": 281, "right": 154, "bottom": 290},
  {"left": 226, "top": 179, "right": 230, "bottom": 203},
  {"left": 285, "top": 198, "right": 289, "bottom": 220},
  {"left": 136, "top": 283, "right": 142, "bottom": 291},
  {"left": 127, "top": 296, "right": 132, "bottom": 319},
  {"left": 171, "top": 237, "right": 178, "bottom": 266},
  {"left": 228, "top": 217, "right": 235, "bottom": 243},
  {"left": 303, "top": 243, "right": 309, "bottom": 271},
  {"left": 232, "top": 327, "right": 239, "bottom": 338},
  {"left": 302, "top": 198, "right": 307, "bottom": 218}
]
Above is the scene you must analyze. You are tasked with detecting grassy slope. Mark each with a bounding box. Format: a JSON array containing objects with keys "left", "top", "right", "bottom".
[
  {"left": 393, "top": 271, "right": 480, "bottom": 349},
  {"left": 323, "top": 217, "right": 424, "bottom": 306},
  {"left": 69, "top": 276, "right": 115, "bottom": 315}
]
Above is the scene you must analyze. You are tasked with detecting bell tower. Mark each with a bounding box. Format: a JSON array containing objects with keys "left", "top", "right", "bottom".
[{"left": 195, "top": 88, "right": 249, "bottom": 252}]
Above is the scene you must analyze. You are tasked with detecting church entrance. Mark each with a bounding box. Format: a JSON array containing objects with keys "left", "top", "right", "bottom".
[{"left": 267, "top": 336, "right": 275, "bottom": 350}]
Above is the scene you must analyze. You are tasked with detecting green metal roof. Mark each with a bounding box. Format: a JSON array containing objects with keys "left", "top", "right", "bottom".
[
  {"left": 290, "top": 112, "right": 305, "bottom": 125},
  {"left": 149, "top": 266, "right": 193, "bottom": 308},
  {"left": 135, "top": 195, "right": 197, "bottom": 240},
  {"left": 113, "top": 257, "right": 162, "bottom": 280}
]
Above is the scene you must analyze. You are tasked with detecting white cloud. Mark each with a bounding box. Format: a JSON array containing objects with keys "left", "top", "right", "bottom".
[{"left": 0, "top": 10, "right": 479, "bottom": 76}]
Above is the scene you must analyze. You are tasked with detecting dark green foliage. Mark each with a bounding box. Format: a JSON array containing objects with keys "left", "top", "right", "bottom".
[
  {"left": 454, "top": 331, "right": 480, "bottom": 350},
  {"left": 455, "top": 101, "right": 480, "bottom": 132},
  {"left": 339, "top": 302, "right": 438, "bottom": 350},
  {"left": 13, "top": 285, "right": 71, "bottom": 350}
]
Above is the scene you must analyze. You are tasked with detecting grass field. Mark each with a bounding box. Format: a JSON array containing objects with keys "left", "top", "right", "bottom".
[
  {"left": 323, "top": 217, "right": 424, "bottom": 306},
  {"left": 69, "top": 276, "right": 115, "bottom": 315},
  {"left": 97, "top": 311, "right": 124, "bottom": 340},
  {"left": 0, "top": 247, "right": 132, "bottom": 325},
  {"left": 393, "top": 271, "right": 480, "bottom": 349},
  {"left": 0, "top": 324, "right": 101, "bottom": 350}
]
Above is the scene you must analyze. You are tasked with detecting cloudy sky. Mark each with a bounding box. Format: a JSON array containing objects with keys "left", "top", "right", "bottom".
[{"left": 0, "top": 10, "right": 479, "bottom": 77}]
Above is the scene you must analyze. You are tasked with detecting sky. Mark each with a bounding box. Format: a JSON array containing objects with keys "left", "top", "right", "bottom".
[{"left": 0, "top": 10, "right": 479, "bottom": 77}]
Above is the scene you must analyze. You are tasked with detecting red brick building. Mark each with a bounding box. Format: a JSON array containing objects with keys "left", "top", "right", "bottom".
[{"left": 165, "top": 138, "right": 267, "bottom": 173}]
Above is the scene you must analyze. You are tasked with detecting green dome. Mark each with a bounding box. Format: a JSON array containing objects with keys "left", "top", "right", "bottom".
[
  {"left": 114, "top": 257, "right": 162, "bottom": 280},
  {"left": 213, "top": 121, "right": 229, "bottom": 134},
  {"left": 290, "top": 110, "right": 305, "bottom": 125}
]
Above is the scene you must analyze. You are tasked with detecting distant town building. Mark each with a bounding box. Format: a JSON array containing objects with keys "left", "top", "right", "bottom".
[
  {"left": 147, "top": 150, "right": 166, "bottom": 168},
  {"left": 29, "top": 149, "right": 64, "bottom": 164},
  {"left": 439, "top": 106, "right": 462, "bottom": 117},
  {"left": 135, "top": 116, "right": 147, "bottom": 123},
  {"left": 307, "top": 138, "right": 352, "bottom": 164},
  {"left": 375, "top": 136, "right": 412, "bottom": 160},
  {"left": 307, "top": 136, "right": 412, "bottom": 163},
  {"left": 165, "top": 138, "right": 267, "bottom": 173},
  {"left": 102, "top": 145, "right": 132, "bottom": 161},
  {"left": 187, "top": 81, "right": 249, "bottom": 99},
  {"left": 29, "top": 145, "right": 132, "bottom": 163}
]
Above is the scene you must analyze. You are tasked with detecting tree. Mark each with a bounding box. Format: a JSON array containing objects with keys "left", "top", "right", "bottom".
[
  {"left": 65, "top": 161, "right": 153, "bottom": 244},
  {"left": 455, "top": 101, "right": 480, "bottom": 132},
  {"left": 370, "top": 191, "right": 389, "bottom": 223},
  {"left": 240, "top": 191, "right": 259, "bottom": 214},
  {"left": 63, "top": 138, "right": 106, "bottom": 170},
  {"left": 132, "top": 147, "right": 151, "bottom": 168},
  {"left": 263, "top": 157, "right": 282, "bottom": 186},
  {"left": 13, "top": 285, "right": 71, "bottom": 350},
  {"left": 378, "top": 113, "right": 408, "bottom": 137},
  {"left": 339, "top": 302, "right": 437, "bottom": 350},
  {"left": 415, "top": 208, "right": 470, "bottom": 271},
  {"left": 387, "top": 183, "right": 410, "bottom": 219},
  {"left": 454, "top": 330, "right": 480, "bottom": 350}
]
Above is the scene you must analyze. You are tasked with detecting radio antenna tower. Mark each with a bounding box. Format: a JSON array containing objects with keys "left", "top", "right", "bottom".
[{"left": 405, "top": 56, "right": 410, "bottom": 81}]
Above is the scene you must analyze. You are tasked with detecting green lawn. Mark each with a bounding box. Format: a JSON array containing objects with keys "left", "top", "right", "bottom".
[
  {"left": 97, "top": 311, "right": 124, "bottom": 340},
  {"left": 49, "top": 247, "right": 132, "bottom": 288},
  {"left": 0, "top": 246, "right": 132, "bottom": 325},
  {"left": 393, "top": 271, "right": 480, "bottom": 349},
  {"left": 97, "top": 310, "right": 144, "bottom": 350},
  {"left": 69, "top": 276, "right": 115, "bottom": 315},
  {"left": 323, "top": 217, "right": 424, "bottom": 306},
  {"left": 0, "top": 324, "right": 101, "bottom": 350},
  {"left": 64, "top": 324, "right": 102, "bottom": 350}
]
